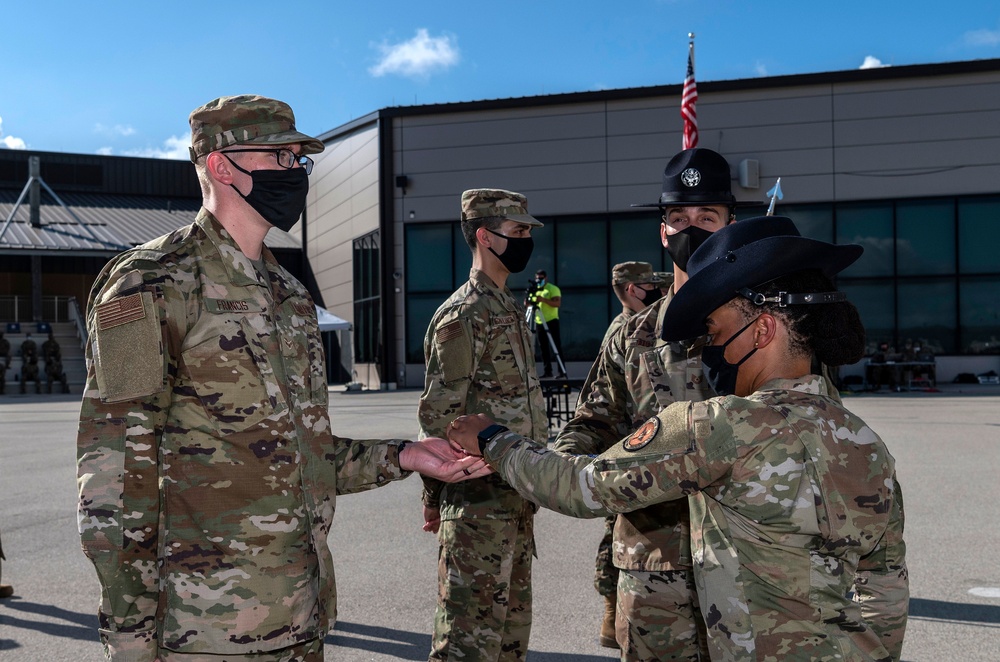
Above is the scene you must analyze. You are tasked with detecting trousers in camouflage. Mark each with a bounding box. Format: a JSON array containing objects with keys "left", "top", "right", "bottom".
[
  {"left": 430, "top": 516, "right": 534, "bottom": 661},
  {"left": 615, "top": 569, "right": 706, "bottom": 661},
  {"left": 157, "top": 637, "right": 323, "bottom": 661},
  {"left": 594, "top": 515, "right": 619, "bottom": 597}
]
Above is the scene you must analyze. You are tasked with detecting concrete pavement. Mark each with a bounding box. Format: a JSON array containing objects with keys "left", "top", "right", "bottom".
[{"left": 1, "top": 385, "right": 998, "bottom": 660}]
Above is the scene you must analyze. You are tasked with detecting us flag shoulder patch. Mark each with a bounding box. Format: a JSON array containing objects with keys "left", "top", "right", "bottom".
[
  {"left": 96, "top": 293, "right": 146, "bottom": 331},
  {"left": 436, "top": 320, "right": 463, "bottom": 344}
]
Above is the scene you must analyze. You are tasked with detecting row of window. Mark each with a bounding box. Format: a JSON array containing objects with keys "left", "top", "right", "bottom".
[{"left": 402, "top": 195, "right": 1000, "bottom": 363}]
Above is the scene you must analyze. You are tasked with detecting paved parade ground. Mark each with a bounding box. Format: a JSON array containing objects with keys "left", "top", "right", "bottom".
[{"left": 1, "top": 386, "right": 998, "bottom": 661}]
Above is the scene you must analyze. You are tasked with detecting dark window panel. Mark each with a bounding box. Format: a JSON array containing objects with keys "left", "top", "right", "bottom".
[
  {"left": 958, "top": 197, "right": 1000, "bottom": 274},
  {"left": 960, "top": 276, "right": 1000, "bottom": 354},
  {"left": 896, "top": 199, "right": 955, "bottom": 276},
  {"left": 837, "top": 203, "right": 894, "bottom": 277},
  {"left": 898, "top": 277, "right": 956, "bottom": 354}
]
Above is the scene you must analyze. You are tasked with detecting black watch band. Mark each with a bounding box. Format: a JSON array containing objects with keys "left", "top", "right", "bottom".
[{"left": 477, "top": 424, "right": 509, "bottom": 455}]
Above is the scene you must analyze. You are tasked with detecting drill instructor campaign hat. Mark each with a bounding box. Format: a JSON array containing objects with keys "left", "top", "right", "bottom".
[
  {"left": 661, "top": 215, "right": 863, "bottom": 341},
  {"left": 188, "top": 94, "right": 325, "bottom": 163},
  {"left": 632, "top": 148, "right": 741, "bottom": 208},
  {"left": 461, "top": 188, "right": 543, "bottom": 227}
]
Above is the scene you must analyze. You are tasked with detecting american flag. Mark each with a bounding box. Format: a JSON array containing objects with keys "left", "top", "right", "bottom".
[{"left": 681, "top": 41, "right": 698, "bottom": 149}]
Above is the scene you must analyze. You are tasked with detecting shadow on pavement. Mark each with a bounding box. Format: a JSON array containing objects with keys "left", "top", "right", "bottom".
[
  {"left": 326, "top": 620, "right": 431, "bottom": 660},
  {"left": 326, "top": 621, "right": 613, "bottom": 660},
  {"left": 0, "top": 597, "right": 99, "bottom": 646},
  {"left": 909, "top": 597, "right": 1000, "bottom": 624}
]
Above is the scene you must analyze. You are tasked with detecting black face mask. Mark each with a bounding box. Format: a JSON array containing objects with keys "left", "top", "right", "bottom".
[
  {"left": 701, "top": 316, "right": 759, "bottom": 396},
  {"left": 635, "top": 284, "right": 664, "bottom": 306},
  {"left": 486, "top": 229, "right": 534, "bottom": 273},
  {"left": 665, "top": 226, "right": 714, "bottom": 272},
  {"left": 226, "top": 156, "right": 309, "bottom": 232}
]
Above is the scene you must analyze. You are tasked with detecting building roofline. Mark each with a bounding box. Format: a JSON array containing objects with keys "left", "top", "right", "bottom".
[{"left": 317, "top": 57, "right": 1000, "bottom": 141}]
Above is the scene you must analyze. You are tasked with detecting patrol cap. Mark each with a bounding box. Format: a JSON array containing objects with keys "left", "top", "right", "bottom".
[
  {"left": 612, "top": 261, "right": 664, "bottom": 285},
  {"left": 653, "top": 271, "right": 674, "bottom": 286},
  {"left": 188, "top": 94, "right": 325, "bottom": 163},
  {"left": 461, "top": 188, "right": 543, "bottom": 227},
  {"left": 632, "top": 148, "right": 739, "bottom": 208}
]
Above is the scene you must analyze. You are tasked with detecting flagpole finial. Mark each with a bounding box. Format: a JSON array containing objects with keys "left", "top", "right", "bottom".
[{"left": 688, "top": 32, "right": 695, "bottom": 40}]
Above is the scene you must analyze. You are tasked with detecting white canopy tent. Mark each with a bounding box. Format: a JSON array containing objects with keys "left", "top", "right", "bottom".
[
  {"left": 315, "top": 305, "right": 351, "bottom": 331},
  {"left": 315, "top": 305, "right": 352, "bottom": 383}
]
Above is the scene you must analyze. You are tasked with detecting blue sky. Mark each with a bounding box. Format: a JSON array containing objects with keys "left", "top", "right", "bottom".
[{"left": 2, "top": 1, "right": 999, "bottom": 160}]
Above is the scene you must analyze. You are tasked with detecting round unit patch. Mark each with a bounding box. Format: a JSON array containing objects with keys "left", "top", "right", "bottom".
[
  {"left": 680, "top": 167, "right": 701, "bottom": 187},
  {"left": 623, "top": 417, "right": 660, "bottom": 452}
]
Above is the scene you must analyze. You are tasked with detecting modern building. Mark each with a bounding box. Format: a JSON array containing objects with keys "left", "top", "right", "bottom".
[
  {"left": 305, "top": 57, "right": 1000, "bottom": 390},
  {"left": 3, "top": 58, "right": 999, "bottom": 394},
  {"left": 0, "top": 150, "right": 348, "bottom": 392}
]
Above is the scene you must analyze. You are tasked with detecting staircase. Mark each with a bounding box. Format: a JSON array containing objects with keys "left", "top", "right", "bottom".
[{"left": 2, "top": 321, "right": 85, "bottom": 396}]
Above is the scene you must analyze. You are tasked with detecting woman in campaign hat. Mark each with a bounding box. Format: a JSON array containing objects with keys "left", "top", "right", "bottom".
[{"left": 446, "top": 215, "right": 909, "bottom": 661}]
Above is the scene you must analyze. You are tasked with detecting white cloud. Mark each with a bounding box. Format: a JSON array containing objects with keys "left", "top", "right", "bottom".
[
  {"left": 860, "top": 55, "right": 889, "bottom": 69},
  {"left": 370, "top": 28, "right": 459, "bottom": 79},
  {"left": 94, "top": 123, "right": 137, "bottom": 137},
  {"left": 120, "top": 134, "right": 190, "bottom": 160},
  {"left": 96, "top": 147, "right": 113, "bottom": 156},
  {"left": 754, "top": 61, "right": 768, "bottom": 76},
  {"left": 0, "top": 114, "right": 27, "bottom": 150},
  {"left": 964, "top": 27, "right": 1000, "bottom": 47}
]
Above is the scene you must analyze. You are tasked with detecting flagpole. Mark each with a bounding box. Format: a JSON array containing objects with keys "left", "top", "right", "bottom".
[{"left": 681, "top": 33, "right": 698, "bottom": 150}]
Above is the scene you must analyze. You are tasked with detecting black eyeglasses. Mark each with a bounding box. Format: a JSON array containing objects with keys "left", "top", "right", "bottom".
[{"left": 221, "top": 148, "right": 314, "bottom": 175}]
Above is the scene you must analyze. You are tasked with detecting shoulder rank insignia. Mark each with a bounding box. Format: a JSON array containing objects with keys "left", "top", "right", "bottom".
[
  {"left": 96, "top": 293, "right": 146, "bottom": 330},
  {"left": 623, "top": 417, "right": 660, "bottom": 452}
]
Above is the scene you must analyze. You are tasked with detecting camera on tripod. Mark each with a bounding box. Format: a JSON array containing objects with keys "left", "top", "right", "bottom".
[{"left": 525, "top": 278, "right": 544, "bottom": 303}]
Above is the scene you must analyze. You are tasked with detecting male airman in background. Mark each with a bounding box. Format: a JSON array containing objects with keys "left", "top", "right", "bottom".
[
  {"left": 587, "top": 260, "right": 665, "bottom": 647},
  {"left": 418, "top": 188, "right": 548, "bottom": 661},
  {"left": 45, "top": 349, "right": 69, "bottom": 394},
  {"left": 653, "top": 270, "right": 674, "bottom": 299},
  {"left": 19, "top": 338, "right": 41, "bottom": 394},
  {"left": 41, "top": 330, "right": 60, "bottom": 362},
  {"left": 0, "top": 331, "right": 9, "bottom": 394},
  {"left": 552, "top": 147, "right": 740, "bottom": 660}
]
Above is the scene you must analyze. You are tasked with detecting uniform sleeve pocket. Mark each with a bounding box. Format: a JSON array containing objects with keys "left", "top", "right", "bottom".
[{"left": 93, "top": 291, "right": 165, "bottom": 403}]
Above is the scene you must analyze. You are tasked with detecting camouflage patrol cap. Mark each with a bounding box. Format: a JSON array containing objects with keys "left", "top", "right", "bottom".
[
  {"left": 188, "top": 94, "right": 325, "bottom": 163},
  {"left": 460, "top": 188, "right": 543, "bottom": 227},
  {"left": 612, "top": 261, "right": 664, "bottom": 285},
  {"left": 653, "top": 271, "right": 675, "bottom": 286}
]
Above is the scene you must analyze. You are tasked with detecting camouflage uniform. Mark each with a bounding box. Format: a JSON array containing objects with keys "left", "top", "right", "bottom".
[
  {"left": 19, "top": 342, "right": 41, "bottom": 394},
  {"left": 45, "top": 352, "right": 69, "bottom": 394},
  {"left": 0, "top": 333, "right": 9, "bottom": 394},
  {"left": 554, "top": 286, "right": 712, "bottom": 660},
  {"left": 419, "top": 267, "right": 548, "bottom": 661},
  {"left": 78, "top": 209, "right": 414, "bottom": 662},
  {"left": 41, "top": 334, "right": 60, "bottom": 361},
  {"left": 486, "top": 375, "right": 909, "bottom": 661},
  {"left": 577, "top": 307, "right": 635, "bottom": 601}
]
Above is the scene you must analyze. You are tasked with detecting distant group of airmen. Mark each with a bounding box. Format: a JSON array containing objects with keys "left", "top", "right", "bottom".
[{"left": 0, "top": 330, "right": 69, "bottom": 395}]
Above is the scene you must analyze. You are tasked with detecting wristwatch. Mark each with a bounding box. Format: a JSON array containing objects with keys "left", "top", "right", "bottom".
[{"left": 477, "top": 424, "right": 509, "bottom": 455}]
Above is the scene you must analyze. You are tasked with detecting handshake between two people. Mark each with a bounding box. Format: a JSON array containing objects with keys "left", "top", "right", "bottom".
[{"left": 412, "top": 414, "right": 500, "bottom": 481}]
